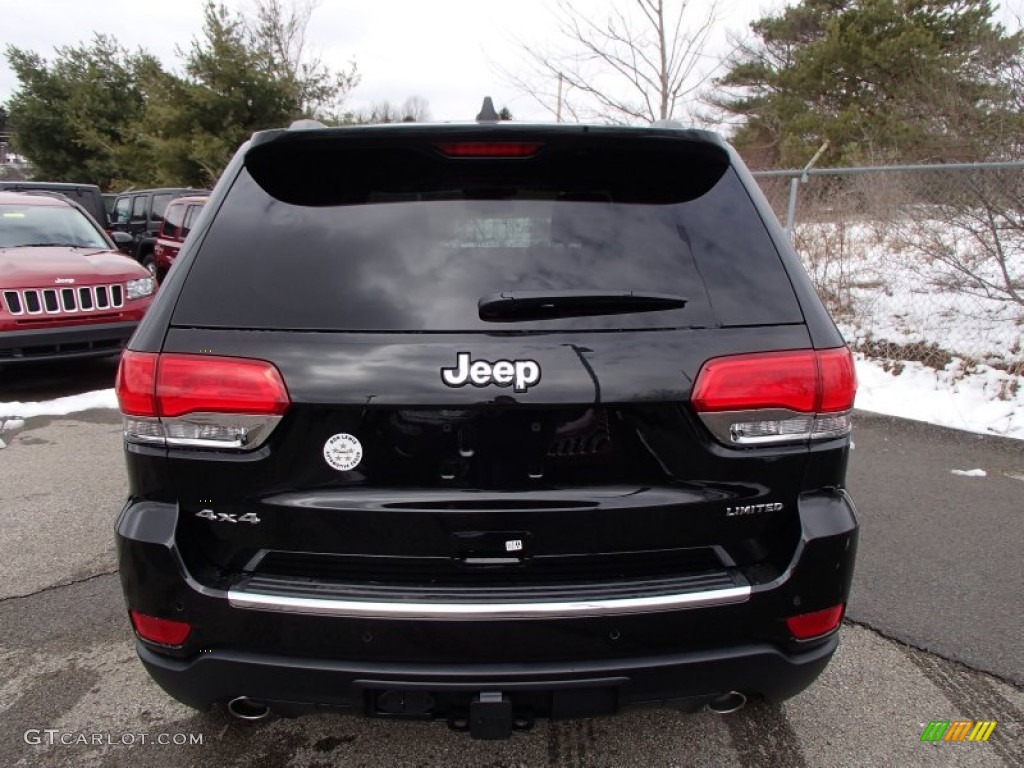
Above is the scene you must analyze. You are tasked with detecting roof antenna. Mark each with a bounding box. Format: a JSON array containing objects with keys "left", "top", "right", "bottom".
[{"left": 476, "top": 97, "right": 500, "bottom": 123}]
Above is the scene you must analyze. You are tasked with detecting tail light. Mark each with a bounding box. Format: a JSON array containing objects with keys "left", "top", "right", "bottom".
[
  {"left": 129, "top": 610, "right": 192, "bottom": 646},
  {"left": 116, "top": 351, "right": 290, "bottom": 450},
  {"left": 692, "top": 348, "right": 856, "bottom": 447},
  {"left": 786, "top": 604, "right": 844, "bottom": 640}
]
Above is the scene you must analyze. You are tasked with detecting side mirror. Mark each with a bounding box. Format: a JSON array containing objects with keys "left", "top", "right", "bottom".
[{"left": 110, "top": 231, "right": 133, "bottom": 245}]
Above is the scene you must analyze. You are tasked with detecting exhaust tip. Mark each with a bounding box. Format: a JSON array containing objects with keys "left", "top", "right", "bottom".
[
  {"left": 707, "top": 691, "right": 747, "bottom": 715},
  {"left": 227, "top": 696, "right": 271, "bottom": 722}
]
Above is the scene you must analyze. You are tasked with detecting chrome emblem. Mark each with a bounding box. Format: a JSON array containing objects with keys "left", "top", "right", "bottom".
[
  {"left": 54, "top": 277, "right": 76, "bottom": 285},
  {"left": 441, "top": 352, "right": 541, "bottom": 393},
  {"left": 726, "top": 502, "right": 783, "bottom": 517},
  {"left": 195, "top": 509, "right": 261, "bottom": 524}
]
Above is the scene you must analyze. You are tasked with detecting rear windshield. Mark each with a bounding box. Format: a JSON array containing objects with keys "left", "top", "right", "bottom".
[{"left": 172, "top": 152, "right": 801, "bottom": 332}]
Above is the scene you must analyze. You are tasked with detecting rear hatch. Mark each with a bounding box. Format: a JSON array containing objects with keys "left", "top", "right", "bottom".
[{"left": 136, "top": 126, "right": 832, "bottom": 595}]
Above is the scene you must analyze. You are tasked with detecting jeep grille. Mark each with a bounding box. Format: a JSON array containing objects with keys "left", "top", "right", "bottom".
[{"left": 2, "top": 284, "right": 125, "bottom": 316}]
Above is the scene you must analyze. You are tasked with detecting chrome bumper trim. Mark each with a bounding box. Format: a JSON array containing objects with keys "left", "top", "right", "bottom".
[{"left": 227, "top": 584, "right": 751, "bottom": 620}]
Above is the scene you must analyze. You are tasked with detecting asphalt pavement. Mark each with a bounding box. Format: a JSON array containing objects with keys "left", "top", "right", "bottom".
[
  {"left": 0, "top": 367, "right": 1021, "bottom": 766},
  {"left": 846, "top": 413, "right": 1024, "bottom": 686},
  {"left": 2, "top": 569, "right": 1019, "bottom": 768}
]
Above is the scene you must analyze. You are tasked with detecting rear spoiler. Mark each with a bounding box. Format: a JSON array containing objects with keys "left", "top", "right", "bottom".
[{"left": 243, "top": 125, "right": 731, "bottom": 207}]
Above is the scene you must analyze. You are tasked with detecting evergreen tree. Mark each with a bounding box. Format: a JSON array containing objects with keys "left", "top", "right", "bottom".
[
  {"left": 711, "top": 0, "right": 1023, "bottom": 167},
  {"left": 4, "top": 36, "right": 157, "bottom": 187},
  {"left": 139, "top": 1, "right": 358, "bottom": 187},
  {"left": 4, "top": 1, "right": 358, "bottom": 188}
]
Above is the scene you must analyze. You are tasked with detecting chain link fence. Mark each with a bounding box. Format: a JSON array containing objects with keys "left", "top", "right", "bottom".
[{"left": 752, "top": 162, "right": 1024, "bottom": 383}]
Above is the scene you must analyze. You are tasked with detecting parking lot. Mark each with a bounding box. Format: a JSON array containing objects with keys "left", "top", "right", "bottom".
[{"left": 1, "top": 363, "right": 1022, "bottom": 767}]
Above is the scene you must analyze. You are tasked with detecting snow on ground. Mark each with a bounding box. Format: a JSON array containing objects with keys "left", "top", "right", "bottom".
[
  {"left": 795, "top": 218, "right": 1024, "bottom": 367},
  {"left": 786, "top": 212, "right": 1024, "bottom": 440},
  {"left": 854, "top": 355, "right": 1023, "bottom": 439},
  {"left": 0, "top": 389, "right": 117, "bottom": 420}
]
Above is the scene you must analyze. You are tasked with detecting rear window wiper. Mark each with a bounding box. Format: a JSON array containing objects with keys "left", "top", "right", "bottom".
[{"left": 478, "top": 290, "right": 687, "bottom": 321}]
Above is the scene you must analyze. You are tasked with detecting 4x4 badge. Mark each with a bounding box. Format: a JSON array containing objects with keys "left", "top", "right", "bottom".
[
  {"left": 196, "top": 509, "right": 260, "bottom": 524},
  {"left": 441, "top": 352, "right": 541, "bottom": 393}
]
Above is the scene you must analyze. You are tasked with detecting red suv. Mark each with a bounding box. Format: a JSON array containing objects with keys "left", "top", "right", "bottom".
[
  {"left": 151, "top": 195, "right": 207, "bottom": 282},
  {"left": 0, "top": 191, "right": 156, "bottom": 363}
]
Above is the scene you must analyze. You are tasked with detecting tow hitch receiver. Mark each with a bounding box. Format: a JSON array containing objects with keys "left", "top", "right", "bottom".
[{"left": 469, "top": 691, "right": 513, "bottom": 740}]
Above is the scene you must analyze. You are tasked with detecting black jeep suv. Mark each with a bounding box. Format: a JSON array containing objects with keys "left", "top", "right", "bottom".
[
  {"left": 108, "top": 187, "right": 209, "bottom": 271},
  {"left": 115, "top": 111, "right": 858, "bottom": 739}
]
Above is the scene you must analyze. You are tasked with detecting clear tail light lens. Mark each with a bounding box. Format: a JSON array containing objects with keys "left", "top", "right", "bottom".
[
  {"left": 692, "top": 348, "right": 856, "bottom": 447},
  {"left": 116, "top": 351, "right": 290, "bottom": 450}
]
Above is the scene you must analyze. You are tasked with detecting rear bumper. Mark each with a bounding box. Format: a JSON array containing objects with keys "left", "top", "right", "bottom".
[
  {"left": 0, "top": 320, "right": 139, "bottom": 362},
  {"left": 117, "top": 489, "right": 858, "bottom": 719},
  {"left": 138, "top": 634, "right": 838, "bottom": 719}
]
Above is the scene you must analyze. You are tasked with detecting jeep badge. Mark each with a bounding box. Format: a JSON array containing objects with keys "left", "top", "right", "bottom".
[{"left": 441, "top": 352, "right": 541, "bottom": 393}]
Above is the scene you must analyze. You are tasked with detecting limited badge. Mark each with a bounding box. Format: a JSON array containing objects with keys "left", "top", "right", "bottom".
[{"left": 323, "top": 433, "right": 363, "bottom": 472}]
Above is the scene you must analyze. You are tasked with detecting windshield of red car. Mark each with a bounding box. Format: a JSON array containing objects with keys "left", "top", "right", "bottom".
[{"left": 0, "top": 204, "right": 109, "bottom": 250}]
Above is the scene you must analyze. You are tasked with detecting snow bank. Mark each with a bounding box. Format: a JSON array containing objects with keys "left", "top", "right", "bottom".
[
  {"left": 854, "top": 356, "right": 1023, "bottom": 439},
  {"left": 0, "top": 389, "right": 118, "bottom": 419}
]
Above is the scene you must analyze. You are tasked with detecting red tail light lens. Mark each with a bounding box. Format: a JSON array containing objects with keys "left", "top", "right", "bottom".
[
  {"left": 157, "top": 354, "right": 289, "bottom": 417},
  {"left": 436, "top": 142, "right": 542, "bottom": 158},
  {"left": 130, "top": 610, "right": 192, "bottom": 646},
  {"left": 817, "top": 348, "right": 857, "bottom": 412},
  {"left": 692, "top": 347, "right": 856, "bottom": 446},
  {"left": 692, "top": 351, "right": 819, "bottom": 413},
  {"left": 116, "top": 352, "right": 290, "bottom": 450},
  {"left": 116, "top": 350, "right": 158, "bottom": 416},
  {"left": 786, "top": 604, "right": 844, "bottom": 640}
]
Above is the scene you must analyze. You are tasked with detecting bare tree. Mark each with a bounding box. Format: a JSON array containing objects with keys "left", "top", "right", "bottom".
[
  {"left": 400, "top": 95, "right": 431, "bottom": 123},
  {"left": 347, "top": 96, "right": 433, "bottom": 125},
  {"left": 890, "top": 52, "right": 1024, "bottom": 315},
  {"left": 364, "top": 101, "right": 403, "bottom": 124},
  {"left": 899, "top": 173, "right": 1024, "bottom": 311},
  {"left": 503, "top": 0, "right": 720, "bottom": 124}
]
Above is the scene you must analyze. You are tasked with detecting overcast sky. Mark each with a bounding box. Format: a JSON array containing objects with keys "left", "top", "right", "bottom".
[
  {"left": 0, "top": 0, "right": 745, "bottom": 122},
  {"left": 2, "top": 0, "right": 1022, "bottom": 123}
]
